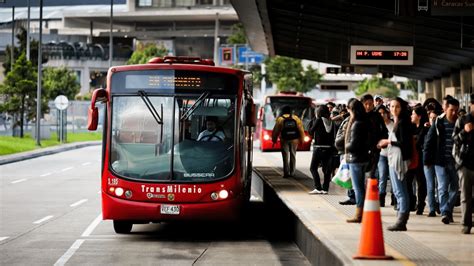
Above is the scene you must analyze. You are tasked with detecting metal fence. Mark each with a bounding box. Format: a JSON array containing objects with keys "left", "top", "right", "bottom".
[{"left": 0, "top": 100, "right": 104, "bottom": 138}]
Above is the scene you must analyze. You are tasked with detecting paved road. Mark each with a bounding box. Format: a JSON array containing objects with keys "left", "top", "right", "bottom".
[{"left": 0, "top": 146, "right": 309, "bottom": 265}]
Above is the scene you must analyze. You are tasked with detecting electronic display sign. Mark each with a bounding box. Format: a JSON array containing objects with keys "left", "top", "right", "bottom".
[{"left": 350, "top": 46, "right": 413, "bottom": 65}]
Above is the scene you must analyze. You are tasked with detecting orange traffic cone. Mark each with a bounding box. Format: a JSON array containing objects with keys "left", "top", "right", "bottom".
[{"left": 353, "top": 178, "right": 393, "bottom": 260}]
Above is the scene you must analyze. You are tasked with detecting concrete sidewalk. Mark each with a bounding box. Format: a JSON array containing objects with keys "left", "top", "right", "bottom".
[
  {"left": 0, "top": 141, "right": 101, "bottom": 165},
  {"left": 254, "top": 165, "right": 473, "bottom": 266}
]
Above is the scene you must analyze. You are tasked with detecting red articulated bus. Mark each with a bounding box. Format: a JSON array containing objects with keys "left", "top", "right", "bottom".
[
  {"left": 87, "top": 56, "right": 256, "bottom": 233},
  {"left": 257, "top": 92, "right": 314, "bottom": 151}
]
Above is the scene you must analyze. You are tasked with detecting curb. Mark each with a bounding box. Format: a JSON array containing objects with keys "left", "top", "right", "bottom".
[{"left": 0, "top": 141, "right": 101, "bottom": 165}]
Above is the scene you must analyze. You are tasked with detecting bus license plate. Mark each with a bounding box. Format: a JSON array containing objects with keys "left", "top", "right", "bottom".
[{"left": 160, "top": 204, "right": 180, "bottom": 215}]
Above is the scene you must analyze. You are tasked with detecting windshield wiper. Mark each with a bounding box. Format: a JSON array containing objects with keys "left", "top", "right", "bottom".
[
  {"left": 138, "top": 90, "right": 163, "bottom": 125},
  {"left": 180, "top": 91, "right": 211, "bottom": 121}
]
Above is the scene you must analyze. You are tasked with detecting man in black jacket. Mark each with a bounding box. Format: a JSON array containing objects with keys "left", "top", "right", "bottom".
[
  {"left": 424, "top": 98, "right": 460, "bottom": 225},
  {"left": 453, "top": 93, "right": 474, "bottom": 234}
]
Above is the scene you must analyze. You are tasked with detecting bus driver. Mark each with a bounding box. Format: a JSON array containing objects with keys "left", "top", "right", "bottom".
[{"left": 197, "top": 116, "right": 225, "bottom": 141}]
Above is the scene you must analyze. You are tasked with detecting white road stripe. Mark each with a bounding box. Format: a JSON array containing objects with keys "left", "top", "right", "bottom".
[
  {"left": 53, "top": 239, "right": 85, "bottom": 266},
  {"left": 70, "top": 199, "right": 88, "bottom": 207},
  {"left": 81, "top": 162, "right": 91, "bottom": 166},
  {"left": 81, "top": 214, "right": 102, "bottom": 237},
  {"left": 0, "top": 237, "right": 9, "bottom": 242},
  {"left": 33, "top": 215, "right": 54, "bottom": 224},
  {"left": 61, "top": 167, "right": 73, "bottom": 172},
  {"left": 40, "top": 172, "right": 52, "bottom": 177},
  {"left": 11, "top": 178, "right": 27, "bottom": 184}
]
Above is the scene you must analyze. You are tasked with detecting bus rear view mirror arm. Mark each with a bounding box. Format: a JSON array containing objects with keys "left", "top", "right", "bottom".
[
  {"left": 88, "top": 88, "right": 108, "bottom": 131},
  {"left": 245, "top": 103, "right": 257, "bottom": 127}
]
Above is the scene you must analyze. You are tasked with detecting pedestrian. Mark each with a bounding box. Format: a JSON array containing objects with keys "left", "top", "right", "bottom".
[
  {"left": 375, "top": 104, "right": 394, "bottom": 207},
  {"left": 336, "top": 99, "right": 356, "bottom": 206},
  {"left": 423, "top": 102, "right": 442, "bottom": 217},
  {"left": 272, "top": 105, "right": 305, "bottom": 178},
  {"left": 375, "top": 95, "right": 384, "bottom": 107},
  {"left": 361, "top": 94, "right": 389, "bottom": 179},
  {"left": 378, "top": 97, "right": 413, "bottom": 231},
  {"left": 406, "top": 105, "right": 429, "bottom": 215},
  {"left": 345, "top": 99, "right": 370, "bottom": 223},
  {"left": 453, "top": 93, "right": 474, "bottom": 234},
  {"left": 424, "top": 98, "right": 460, "bottom": 224},
  {"left": 308, "top": 105, "right": 336, "bottom": 194}
]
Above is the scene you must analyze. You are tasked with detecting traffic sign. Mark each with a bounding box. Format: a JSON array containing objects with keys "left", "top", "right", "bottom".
[
  {"left": 220, "top": 47, "right": 234, "bottom": 65},
  {"left": 54, "top": 95, "right": 69, "bottom": 110},
  {"left": 237, "top": 46, "right": 265, "bottom": 65}
]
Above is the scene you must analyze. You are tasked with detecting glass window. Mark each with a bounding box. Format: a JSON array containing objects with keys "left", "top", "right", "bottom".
[
  {"left": 262, "top": 98, "right": 313, "bottom": 130},
  {"left": 173, "top": 96, "right": 235, "bottom": 181},
  {"left": 176, "top": 0, "right": 195, "bottom": 6},
  {"left": 137, "top": 0, "right": 152, "bottom": 7},
  {"left": 111, "top": 96, "right": 174, "bottom": 181}
]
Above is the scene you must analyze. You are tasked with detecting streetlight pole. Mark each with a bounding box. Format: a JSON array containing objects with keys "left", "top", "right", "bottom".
[
  {"left": 36, "top": 0, "right": 43, "bottom": 146},
  {"left": 109, "top": 0, "right": 113, "bottom": 68},
  {"left": 213, "top": 12, "right": 219, "bottom": 65},
  {"left": 10, "top": 5, "right": 14, "bottom": 71},
  {"left": 26, "top": 0, "right": 31, "bottom": 61}
]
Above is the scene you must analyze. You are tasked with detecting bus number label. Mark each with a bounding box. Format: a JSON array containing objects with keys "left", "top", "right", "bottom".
[{"left": 108, "top": 178, "right": 119, "bottom": 186}]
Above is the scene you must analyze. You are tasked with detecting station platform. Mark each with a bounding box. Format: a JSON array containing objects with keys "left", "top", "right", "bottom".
[{"left": 252, "top": 151, "right": 473, "bottom": 266}]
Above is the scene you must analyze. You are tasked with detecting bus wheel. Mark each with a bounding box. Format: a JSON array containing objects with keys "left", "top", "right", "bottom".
[{"left": 113, "top": 220, "right": 133, "bottom": 234}]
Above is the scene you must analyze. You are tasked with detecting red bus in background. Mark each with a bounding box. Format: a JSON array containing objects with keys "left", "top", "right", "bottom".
[
  {"left": 87, "top": 56, "right": 256, "bottom": 234},
  {"left": 257, "top": 92, "right": 314, "bottom": 151}
]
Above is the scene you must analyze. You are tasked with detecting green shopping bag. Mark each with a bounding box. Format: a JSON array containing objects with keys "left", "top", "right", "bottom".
[{"left": 331, "top": 159, "right": 352, "bottom": 189}]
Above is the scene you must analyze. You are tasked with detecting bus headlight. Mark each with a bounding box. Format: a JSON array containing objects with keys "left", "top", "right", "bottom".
[
  {"left": 115, "top": 187, "right": 124, "bottom": 197},
  {"left": 218, "top": 190, "right": 229, "bottom": 199},
  {"left": 304, "top": 136, "right": 311, "bottom": 142},
  {"left": 263, "top": 134, "right": 271, "bottom": 141}
]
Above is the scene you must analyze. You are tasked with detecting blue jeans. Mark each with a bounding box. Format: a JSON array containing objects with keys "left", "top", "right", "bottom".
[
  {"left": 424, "top": 165, "right": 437, "bottom": 213},
  {"left": 435, "top": 161, "right": 459, "bottom": 216},
  {"left": 348, "top": 162, "right": 367, "bottom": 208},
  {"left": 389, "top": 167, "right": 409, "bottom": 213},
  {"left": 377, "top": 155, "right": 389, "bottom": 195}
]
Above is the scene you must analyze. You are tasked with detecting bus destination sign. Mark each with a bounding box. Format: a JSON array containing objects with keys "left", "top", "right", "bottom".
[{"left": 350, "top": 45, "right": 413, "bottom": 65}]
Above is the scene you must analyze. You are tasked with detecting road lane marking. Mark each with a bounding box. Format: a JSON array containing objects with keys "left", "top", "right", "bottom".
[
  {"left": 11, "top": 178, "right": 27, "bottom": 184},
  {"left": 81, "top": 214, "right": 102, "bottom": 237},
  {"left": 70, "top": 199, "right": 88, "bottom": 207},
  {"left": 53, "top": 239, "right": 85, "bottom": 266},
  {"left": 33, "top": 215, "right": 54, "bottom": 224},
  {"left": 0, "top": 237, "right": 9, "bottom": 242},
  {"left": 81, "top": 162, "right": 91, "bottom": 166},
  {"left": 61, "top": 167, "right": 73, "bottom": 172},
  {"left": 40, "top": 173, "right": 52, "bottom": 177}
]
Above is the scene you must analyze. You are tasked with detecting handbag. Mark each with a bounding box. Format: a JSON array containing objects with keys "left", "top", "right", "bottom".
[{"left": 331, "top": 158, "right": 352, "bottom": 189}]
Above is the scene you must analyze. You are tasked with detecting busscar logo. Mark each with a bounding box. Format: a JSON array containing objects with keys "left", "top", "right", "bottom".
[
  {"left": 167, "top": 194, "right": 175, "bottom": 201},
  {"left": 146, "top": 193, "right": 165, "bottom": 199}
]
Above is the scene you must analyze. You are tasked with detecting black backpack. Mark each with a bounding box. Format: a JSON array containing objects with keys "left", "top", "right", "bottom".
[{"left": 280, "top": 116, "right": 300, "bottom": 140}]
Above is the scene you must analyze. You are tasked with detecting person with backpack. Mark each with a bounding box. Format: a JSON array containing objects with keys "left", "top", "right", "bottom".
[
  {"left": 453, "top": 93, "right": 474, "bottom": 234},
  {"left": 272, "top": 105, "right": 305, "bottom": 178},
  {"left": 308, "top": 105, "right": 336, "bottom": 194}
]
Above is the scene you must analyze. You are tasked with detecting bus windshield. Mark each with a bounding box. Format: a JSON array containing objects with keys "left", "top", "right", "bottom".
[
  {"left": 262, "top": 97, "right": 313, "bottom": 130},
  {"left": 110, "top": 95, "right": 235, "bottom": 183}
]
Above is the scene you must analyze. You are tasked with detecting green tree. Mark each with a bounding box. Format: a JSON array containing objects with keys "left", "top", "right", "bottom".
[
  {"left": 127, "top": 43, "right": 168, "bottom": 65},
  {"left": 355, "top": 76, "right": 399, "bottom": 98},
  {"left": 264, "top": 56, "right": 322, "bottom": 93},
  {"left": 0, "top": 53, "right": 47, "bottom": 137},
  {"left": 43, "top": 67, "right": 81, "bottom": 100},
  {"left": 227, "top": 23, "right": 247, "bottom": 45},
  {"left": 3, "top": 26, "right": 45, "bottom": 75}
]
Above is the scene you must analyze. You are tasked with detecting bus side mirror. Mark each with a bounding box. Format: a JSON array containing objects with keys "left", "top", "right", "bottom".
[
  {"left": 87, "top": 88, "right": 108, "bottom": 131},
  {"left": 245, "top": 103, "right": 257, "bottom": 127}
]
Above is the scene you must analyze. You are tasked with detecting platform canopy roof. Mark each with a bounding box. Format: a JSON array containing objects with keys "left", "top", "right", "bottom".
[{"left": 231, "top": 0, "right": 474, "bottom": 80}]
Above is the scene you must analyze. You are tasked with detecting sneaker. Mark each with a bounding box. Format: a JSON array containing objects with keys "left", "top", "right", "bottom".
[
  {"left": 339, "top": 198, "right": 356, "bottom": 205},
  {"left": 321, "top": 190, "right": 328, "bottom": 194},
  {"left": 309, "top": 189, "right": 323, "bottom": 194},
  {"left": 441, "top": 215, "right": 450, "bottom": 224},
  {"left": 427, "top": 211, "right": 436, "bottom": 217}
]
